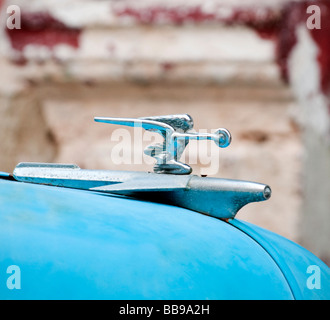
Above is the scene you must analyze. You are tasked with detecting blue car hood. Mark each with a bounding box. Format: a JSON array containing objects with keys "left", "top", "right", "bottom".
[
  {"left": 0, "top": 179, "right": 328, "bottom": 299},
  {"left": 229, "top": 219, "right": 330, "bottom": 300}
]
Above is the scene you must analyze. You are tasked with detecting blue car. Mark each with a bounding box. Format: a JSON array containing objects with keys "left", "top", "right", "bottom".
[{"left": 1, "top": 115, "right": 329, "bottom": 300}]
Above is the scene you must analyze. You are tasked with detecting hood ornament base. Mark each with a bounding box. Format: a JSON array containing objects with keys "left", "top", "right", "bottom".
[{"left": 13, "top": 162, "right": 271, "bottom": 220}]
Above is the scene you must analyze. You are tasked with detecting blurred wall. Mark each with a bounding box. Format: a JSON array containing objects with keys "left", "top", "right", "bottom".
[{"left": 0, "top": 0, "right": 329, "bottom": 264}]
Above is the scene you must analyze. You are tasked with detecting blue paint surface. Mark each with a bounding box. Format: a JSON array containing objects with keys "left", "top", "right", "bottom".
[
  {"left": 0, "top": 180, "right": 295, "bottom": 299},
  {"left": 229, "top": 219, "right": 330, "bottom": 300}
]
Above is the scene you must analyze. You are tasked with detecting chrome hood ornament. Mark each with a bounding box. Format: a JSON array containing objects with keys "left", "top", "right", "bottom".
[
  {"left": 94, "top": 114, "right": 231, "bottom": 175},
  {"left": 11, "top": 114, "right": 271, "bottom": 220}
]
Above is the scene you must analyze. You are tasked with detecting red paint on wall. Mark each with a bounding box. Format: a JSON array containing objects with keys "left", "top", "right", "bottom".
[
  {"left": 3, "top": 2, "right": 329, "bottom": 100},
  {"left": 114, "top": 3, "right": 330, "bottom": 99},
  {"left": 6, "top": 12, "right": 81, "bottom": 52},
  {"left": 115, "top": 6, "right": 216, "bottom": 25},
  {"left": 228, "top": 2, "right": 330, "bottom": 99},
  {"left": 273, "top": 3, "right": 301, "bottom": 84},
  {"left": 308, "top": 2, "right": 330, "bottom": 96},
  {"left": 160, "top": 61, "right": 176, "bottom": 73},
  {"left": 115, "top": 5, "right": 282, "bottom": 31},
  {"left": 114, "top": 5, "right": 284, "bottom": 73},
  {"left": 275, "top": 1, "right": 330, "bottom": 97},
  {"left": 222, "top": 8, "right": 281, "bottom": 40}
]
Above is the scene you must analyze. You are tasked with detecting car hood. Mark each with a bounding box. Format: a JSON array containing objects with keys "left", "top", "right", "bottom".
[{"left": 0, "top": 179, "right": 328, "bottom": 299}]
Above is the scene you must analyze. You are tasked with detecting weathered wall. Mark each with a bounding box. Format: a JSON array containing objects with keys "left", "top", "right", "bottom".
[{"left": 0, "top": 0, "right": 329, "bottom": 263}]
